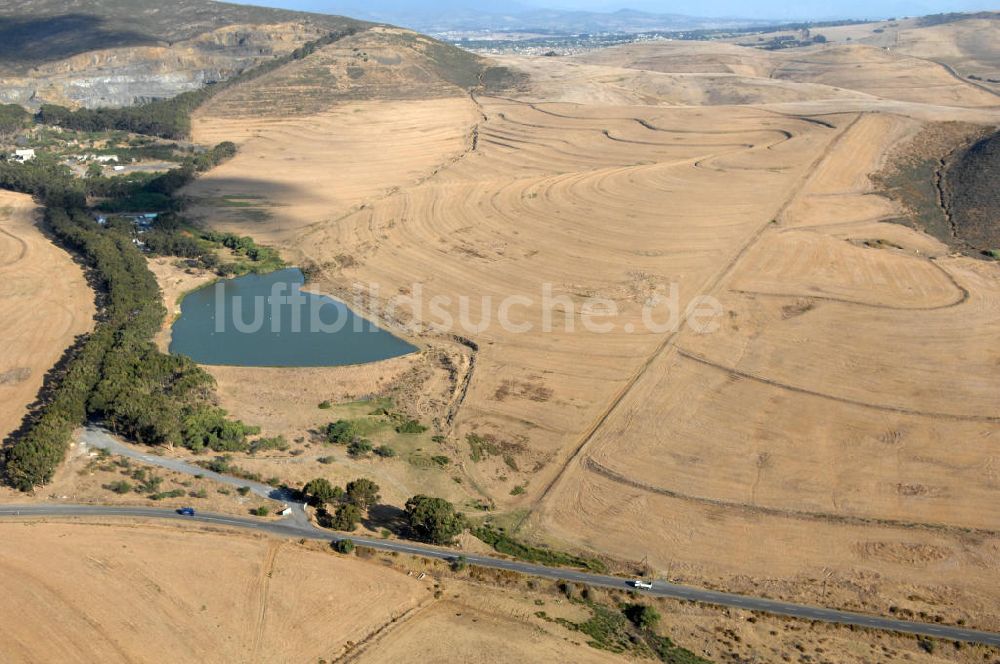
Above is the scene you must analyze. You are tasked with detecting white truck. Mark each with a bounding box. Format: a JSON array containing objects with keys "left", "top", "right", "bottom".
[{"left": 632, "top": 579, "right": 653, "bottom": 589}]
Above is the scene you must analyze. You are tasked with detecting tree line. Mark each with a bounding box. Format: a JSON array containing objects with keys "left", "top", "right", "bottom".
[{"left": 1, "top": 149, "right": 256, "bottom": 490}]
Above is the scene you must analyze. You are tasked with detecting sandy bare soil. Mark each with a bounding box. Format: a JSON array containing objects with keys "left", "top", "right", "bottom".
[
  {"left": 0, "top": 191, "right": 94, "bottom": 442},
  {"left": 163, "top": 17, "right": 1000, "bottom": 643}
]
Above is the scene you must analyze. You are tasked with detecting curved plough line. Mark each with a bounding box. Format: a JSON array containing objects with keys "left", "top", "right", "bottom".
[
  {"left": 675, "top": 348, "right": 1000, "bottom": 423},
  {"left": 583, "top": 457, "right": 1000, "bottom": 537}
]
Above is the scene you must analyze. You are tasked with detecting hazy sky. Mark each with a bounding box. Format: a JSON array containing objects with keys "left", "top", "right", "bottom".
[{"left": 238, "top": 0, "right": 994, "bottom": 20}]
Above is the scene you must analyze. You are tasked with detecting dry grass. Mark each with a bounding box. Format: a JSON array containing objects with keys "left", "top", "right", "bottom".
[
  {"left": 0, "top": 191, "right": 94, "bottom": 442},
  {"left": 0, "top": 521, "right": 426, "bottom": 663},
  {"left": 156, "top": 19, "right": 1000, "bottom": 648}
]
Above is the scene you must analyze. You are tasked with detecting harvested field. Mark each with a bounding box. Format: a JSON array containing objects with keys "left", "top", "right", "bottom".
[
  {"left": 0, "top": 522, "right": 426, "bottom": 663},
  {"left": 536, "top": 109, "right": 1000, "bottom": 628},
  {"left": 351, "top": 598, "right": 628, "bottom": 664},
  {"left": 188, "top": 96, "right": 479, "bottom": 247},
  {"left": 577, "top": 31, "right": 1000, "bottom": 107},
  {"left": 173, "top": 16, "right": 1000, "bottom": 635},
  {"left": 0, "top": 517, "right": 982, "bottom": 663},
  {"left": 0, "top": 191, "right": 94, "bottom": 442},
  {"left": 767, "top": 44, "right": 1000, "bottom": 107}
]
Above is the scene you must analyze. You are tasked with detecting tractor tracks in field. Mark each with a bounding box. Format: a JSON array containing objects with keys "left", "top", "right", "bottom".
[
  {"left": 520, "top": 114, "right": 861, "bottom": 531},
  {"left": 675, "top": 348, "right": 1000, "bottom": 423},
  {"left": 248, "top": 541, "right": 282, "bottom": 663},
  {"left": 583, "top": 457, "right": 1000, "bottom": 537}
]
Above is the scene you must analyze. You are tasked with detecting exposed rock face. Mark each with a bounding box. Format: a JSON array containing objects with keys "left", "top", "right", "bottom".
[{"left": 0, "top": 23, "right": 339, "bottom": 108}]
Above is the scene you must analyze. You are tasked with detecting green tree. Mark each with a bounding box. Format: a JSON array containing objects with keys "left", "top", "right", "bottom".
[
  {"left": 303, "top": 477, "right": 340, "bottom": 506},
  {"left": 345, "top": 478, "right": 380, "bottom": 509},
  {"left": 404, "top": 495, "right": 464, "bottom": 544},
  {"left": 325, "top": 419, "right": 360, "bottom": 444},
  {"left": 331, "top": 503, "right": 362, "bottom": 531},
  {"left": 0, "top": 103, "right": 28, "bottom": 138}
]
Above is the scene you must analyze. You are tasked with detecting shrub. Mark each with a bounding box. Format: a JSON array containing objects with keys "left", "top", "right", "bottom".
[
  {"left": 374, "top": 445, "right": 396, "bottom": 458},
  {"left": 106, "top": 480, "right": 132, "bottom": 494},
  {"left": 318, "top": 400, "right": 332, "bottom": 409},
  {"left": 347, "top": 439, "right": 373, "bottom": 458},
  {"left": 249, "top": 435, "right": 289, "bottom": 454},
  {"left": 149, "top": 489, "right": 185, "bottom": 500},
  {"left": 623, "top": 604, "right": 661, "bottom": 630},
  {"left": 395, "top": 419, "right": 427, "bottom": 434},
  {"left": 251, "top": 506, "right": 270, "bottom": 517},
  {"left": 325, "top": 419, "right": 361, "bottom": 444},
  {"left": 237, "top": 486, "right": 251, "bottom": 496},
  {"left": 317, "top": 455, "right": 335, "bottom": 464},
  {"left": 334, "top": 538, "right": 355, "bottom": 554}
]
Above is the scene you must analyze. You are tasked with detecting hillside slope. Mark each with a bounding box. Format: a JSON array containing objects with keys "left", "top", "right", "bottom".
[
  {"left": 199, "top": 26, "right": 500, "bottom": 117},
  {"left": 0, "top": 0, "right": 369, "bottom": 107},
  {"left": 0, "top": 0, "right": 365, "bottom": 71}
]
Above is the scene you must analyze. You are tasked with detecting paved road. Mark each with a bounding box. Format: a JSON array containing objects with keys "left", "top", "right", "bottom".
[
  {"left": 79, "top": 425, "right": 311, "bottom": 529},
  {"left": 7, "top": 427, "right": 994, "bottom": 648}
]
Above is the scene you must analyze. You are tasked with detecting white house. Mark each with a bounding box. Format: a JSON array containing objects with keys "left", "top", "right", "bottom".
[{"left": 12, "top": 149, "right": 35, "bottom": 162}]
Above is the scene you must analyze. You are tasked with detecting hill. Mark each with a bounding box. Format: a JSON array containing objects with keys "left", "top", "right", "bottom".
[
  {"left": 0, "top": 0, "right": 369, "bottom": 107},
  {"left": 0, "top": 0, "right": 366, "bottom": 71},
  {"left": 945, "top": 128, "right": 1000, "bottom": 255},
  {"left": 198, "top": 26, "right": 508, "bottom": 117}
]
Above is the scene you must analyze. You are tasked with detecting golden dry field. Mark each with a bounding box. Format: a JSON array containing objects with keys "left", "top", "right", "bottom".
[
  {"left": 2, "top": 519, "right": 992, "bottom": 664},
  {"left": 0, "top": 191, "right": 94, "bottom": 442},
  {"left": 153, "top": 14, "right": 1000, "bottom": 648},
  {"left": 0, "top": 521, "right": 428, "bottom": 662}
]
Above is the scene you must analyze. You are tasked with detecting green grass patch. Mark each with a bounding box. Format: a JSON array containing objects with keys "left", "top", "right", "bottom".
[{"left": 470, "top": 524, "right": 606, "bottom": 573}]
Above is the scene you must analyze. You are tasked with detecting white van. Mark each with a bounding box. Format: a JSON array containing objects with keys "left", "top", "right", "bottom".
[{"left": 632, "top": 579, "right": 653, "bottom": 589}]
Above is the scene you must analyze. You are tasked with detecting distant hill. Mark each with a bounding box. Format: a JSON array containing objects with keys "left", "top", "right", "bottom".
[
  {"left": 232, "top": 1, "right": 768, "bottom": 35},
  {"left": 0, "top": 0, "right": 367, "bottom": 73},
  {"left": 0, "top": 0, "right": 514, "bottom": 109}
]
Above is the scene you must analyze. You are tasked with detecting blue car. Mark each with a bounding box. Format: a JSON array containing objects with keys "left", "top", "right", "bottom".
[{"left": 177, "top": 507, "right": 196, "bottom": 516}]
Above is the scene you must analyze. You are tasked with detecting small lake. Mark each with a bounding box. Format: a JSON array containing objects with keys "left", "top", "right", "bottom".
[{"left": 169, "top": 268, "right": 417, "bottom": 367}]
